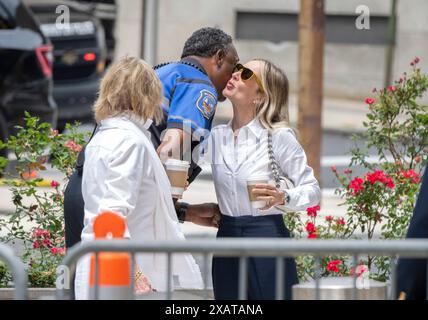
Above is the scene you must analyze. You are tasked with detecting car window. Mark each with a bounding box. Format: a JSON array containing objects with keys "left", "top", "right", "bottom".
[
  {"left": 0, "top": 0, "right": 16, "bottom": 29},
  {"left": 15, "top": 3, "right": 40, "bottom": 32},
  {"left": 0, "top": 16, "right": 11, "bottom": 29}
]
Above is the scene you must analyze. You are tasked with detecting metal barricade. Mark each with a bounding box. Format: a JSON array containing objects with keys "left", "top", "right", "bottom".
[
  {"left": 57, "top": 238, "right": 428, "bottom": 300},
  {"left": 0, "top": 243, "right": 28, "bottom": 300}
]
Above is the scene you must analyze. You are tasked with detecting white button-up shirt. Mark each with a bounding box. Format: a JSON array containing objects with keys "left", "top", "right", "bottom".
[{"left": 200, "top": 118, "right": 321, "bottom": 217}]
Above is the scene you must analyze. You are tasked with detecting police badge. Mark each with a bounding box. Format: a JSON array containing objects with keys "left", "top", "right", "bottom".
[{"left": 196, "top": 89, "right": 216, "bottom": 119}]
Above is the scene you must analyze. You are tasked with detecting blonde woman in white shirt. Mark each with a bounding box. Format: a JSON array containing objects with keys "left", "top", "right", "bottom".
[
  {"left": 201, "top": 59, "right": 321, "bottom": 300},
  {"left": 74, "top": 57, "right": 202, "bottom": 299}
]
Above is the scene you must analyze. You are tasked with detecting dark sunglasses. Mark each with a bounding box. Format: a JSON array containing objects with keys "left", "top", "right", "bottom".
[{"left": 233, "top": 63, "right": 265, "bottom": 93}]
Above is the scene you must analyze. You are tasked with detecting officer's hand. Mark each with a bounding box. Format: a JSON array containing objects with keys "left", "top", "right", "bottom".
[{"left": 186, "top": 203, "right": 220, "bottom": 228}]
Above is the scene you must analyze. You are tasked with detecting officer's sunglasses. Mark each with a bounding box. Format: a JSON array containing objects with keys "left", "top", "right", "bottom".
[{"left": 233, "top": 63, "right": 265, "bottom": 93}]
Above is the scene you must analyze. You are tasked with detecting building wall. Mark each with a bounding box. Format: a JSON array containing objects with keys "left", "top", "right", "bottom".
[
  {"left": 394, "top": 0, "right": 428, "bottom": 85},
  {"left": 115, "top": 0, "right": 428, "bottom": 102},
  {"left": 115, "top": 0, "right": 144, "bottom": 59}
]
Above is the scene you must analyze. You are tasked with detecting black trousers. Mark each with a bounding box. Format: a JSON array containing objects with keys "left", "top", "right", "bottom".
[{"left": 212, "top": 214, "right": 298, "bottom": 300}]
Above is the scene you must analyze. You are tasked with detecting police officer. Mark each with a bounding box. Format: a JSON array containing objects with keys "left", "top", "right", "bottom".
[
  {"left": 63, "top": 27, "right": 239, "bottom": 249},
  {"left": 396, "top": 164, "right": 428, "bottom": 299}
]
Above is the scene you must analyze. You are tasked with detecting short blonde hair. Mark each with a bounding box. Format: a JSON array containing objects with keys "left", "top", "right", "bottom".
[
  {"left": 254, "top": 59, "right": 290, "bottom": 131},
  {"left": 93, "top": 56, "right": 163, "bottom": 124}
]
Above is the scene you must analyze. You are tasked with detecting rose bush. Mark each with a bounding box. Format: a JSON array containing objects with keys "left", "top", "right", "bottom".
[
  {"left": 0, "top": 112, "right": 88, "bottom": 287},
  {"left": 285, "top": 58, "right": 428, "bottom": 282}
]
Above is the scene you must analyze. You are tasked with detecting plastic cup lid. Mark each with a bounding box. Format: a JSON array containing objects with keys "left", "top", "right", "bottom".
[{"left": 165, "top": 158, "right": 190, "bottom": 167}]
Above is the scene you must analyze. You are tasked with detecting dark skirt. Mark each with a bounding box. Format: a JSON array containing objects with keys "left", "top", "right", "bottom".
[{"left": 212, "top": 214, "right": 298, "bottom": 300}]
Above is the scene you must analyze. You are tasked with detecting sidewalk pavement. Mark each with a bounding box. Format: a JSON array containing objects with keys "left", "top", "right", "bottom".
[{"left": 0, "top": 175, "right": 347, "bottom": 238}]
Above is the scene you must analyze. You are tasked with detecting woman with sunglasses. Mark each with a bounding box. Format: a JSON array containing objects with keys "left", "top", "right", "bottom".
[{"left": 201, "top": 59, "right": 321, "bottom": 300}]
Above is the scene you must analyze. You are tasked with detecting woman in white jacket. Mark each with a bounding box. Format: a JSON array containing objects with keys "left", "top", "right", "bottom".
[{"left": 74, "top": 57, "right": 202, "bottom": 299}]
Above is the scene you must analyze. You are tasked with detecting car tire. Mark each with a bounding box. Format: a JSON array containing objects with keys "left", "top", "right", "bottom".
[{"left": 0, "top": 111, "right": 8, "bottom": 158}]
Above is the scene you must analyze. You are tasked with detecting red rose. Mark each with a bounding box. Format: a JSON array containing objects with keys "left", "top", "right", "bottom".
[
  {"left": 400, "top": 169, "right": 420, "bottom": 184},
  {"left": 366, "top": 170, "right": 386, "bottom": 185},
  {"left": 365, "top": 98, "right": 375, "bottom": 105},
  {"left": 330, "top": 166, "right": 337, "bottom": 172},
  {"left": 306, "top": 222, "right": 316, "bottom": 233},
  {"left": 388, "top": 85, "right": 396, "bottom": 92},
  {"left": 407, "top": 169, "right": 420, "bottom": 184},
  {"left": 307, "top": 204, "right": 321, "bottom": 217},
  {"left": 415, "top": 155, "right": 422, "bottom": 163},
  {"left": 385, "top": 178, "right": 395, "bottom": 189},
  {"left": 336, "top": 218, "right": 346, "bottom": 226},
  {"left": 64, "top": 140, "right": 83, "bottom": 152},
  {"left": 327, "top": 260, "right": 342, "bottom": 273},
  {"left": 50, "top": 180, "right": 60, "bottom": 188},
  {"left": 32, "top": 229, "right": 50, "bottom": 238},
  {"left": 325, "top": 215, "right": 333, "bottom": 222},
  {"left": 366, "top": 170, "right": 395, "bottom": 188},
  {"left": 349, "top": 177, "right": 364, "bottom": 195},
  {"left": 42, "top": 238, "right": 52, "bottom": 248},
  {"left": 308, "top": 233, "right": 317, "bottom": 239}
]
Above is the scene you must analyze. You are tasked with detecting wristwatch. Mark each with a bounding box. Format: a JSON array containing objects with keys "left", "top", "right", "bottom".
[
  {"left": 283, "top": 190, "right": 291, "bottom": 205},
  {"left": 175, "top": 202, "right": 189, "bottom": 223}
]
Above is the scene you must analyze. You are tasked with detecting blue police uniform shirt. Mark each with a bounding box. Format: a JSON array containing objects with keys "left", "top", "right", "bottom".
[
  {"left": 155, "top": 59, "right": 218, "bottom": 134},
  {"left": 148, "top": 58, "right": 218, "bottom": 183}
]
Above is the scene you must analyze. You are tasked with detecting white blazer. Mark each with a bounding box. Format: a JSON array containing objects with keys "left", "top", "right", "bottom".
[{"left": 75, "top": 116, "right": 203, "bottom": 299}]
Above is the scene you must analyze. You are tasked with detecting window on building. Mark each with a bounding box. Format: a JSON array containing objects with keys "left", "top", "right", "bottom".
[{"left": 236, "top": 11, "right": 391, "bottom": 45}]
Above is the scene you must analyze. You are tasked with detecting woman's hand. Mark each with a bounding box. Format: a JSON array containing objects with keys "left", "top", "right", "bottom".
[{"left": 251, "top": 183, "right": 285, "bottom": 210}]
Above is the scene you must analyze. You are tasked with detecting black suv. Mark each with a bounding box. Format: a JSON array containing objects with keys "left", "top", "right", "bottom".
[
  {"left": 27, "top": 0, "right": 108, "bottom": 130},
  {"left": 0, "top": 0, "right": 57, "bottom": 156},
  {"left": 73, "top": 0, "right": 116, "bottom": 65}
]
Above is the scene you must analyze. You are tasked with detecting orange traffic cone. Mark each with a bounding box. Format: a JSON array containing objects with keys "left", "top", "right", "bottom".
[{"left": 89, "top": 211, "right": 132, "bottom": 300}]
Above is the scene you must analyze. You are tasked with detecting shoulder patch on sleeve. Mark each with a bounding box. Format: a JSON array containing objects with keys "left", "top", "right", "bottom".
[{"left": 196, "top": 89, "right": 216, "bottom": 119}]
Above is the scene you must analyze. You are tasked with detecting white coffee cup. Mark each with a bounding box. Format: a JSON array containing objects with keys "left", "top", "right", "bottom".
[
  {"left": 246, "top": 175, "right": 270, "bottom": 209},
  {"left": 165, "top": 159, "right": 190, "bottom": 198}
]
